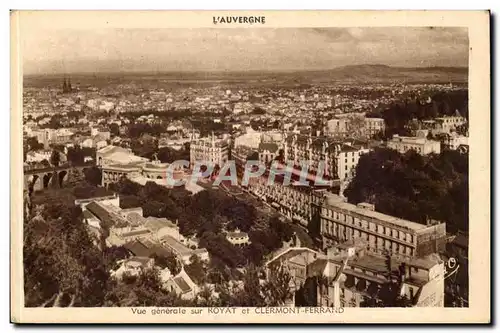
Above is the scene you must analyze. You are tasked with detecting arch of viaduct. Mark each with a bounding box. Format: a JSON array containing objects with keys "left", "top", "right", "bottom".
[{"left": 24, "top": 164, "right": 92, "bottom": 194}]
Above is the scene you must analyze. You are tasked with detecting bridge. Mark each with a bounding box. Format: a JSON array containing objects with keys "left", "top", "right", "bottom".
[{"left": 24, "top": 162, "right": 95, "bottom": 194}]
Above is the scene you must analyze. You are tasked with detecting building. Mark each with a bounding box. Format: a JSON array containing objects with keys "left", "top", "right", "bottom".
[
  {"left": 387, "top": 134, "right": 441, "bottom": 155},
  {"left": 91, "top": 127, "right": 111, "bottom": 140},
  {"left": 97, "top": 146, "right": 174, "bottom": 188},
  {"left": 364, "top": 118, "right": 386, "bottom": 137},
  {"left": 439, "top": 132, "right": 469, "bottom": 151},
  {"left": 265, "top": 244, "right": 445, "bottom": 308},
  {"left": 248, "top": 175, "right": 314, "bottom": 227},
  {"left": 111, "top": 256, "right": 155, "bottom": 280},
  {"left": 325, "top": 118, "right": 349, "bottom": 137},
  {"left": 434, "top": 116, "right": 466, "bottom": 134},
  {"left": 281, "top": 133, "right": 372, "bottom": 180},
  {"left": 161, "top": 235, "right": 209, "bottom": 265},
  {"left": 328, "top": 248, "right": 445, "bottom": 308},
  {"left": 31, "top": 128, "right": 74, "bottom": 148},
  {"left": 317, "top": 193, "right": 447, "bottom": 259},
  {"left": 336, "top": 144, "right": 370, "bottom": 180},
  {"left": 97, "top": 145, "right": 148, "bottom": 167},
  {"left": 75, "top": 193, "right": 120, "bottom": 211},
  {"left": 282, "top": 133, "right": 339, "bottom": 178},
  {"left": 225, "top": 229, "right": 251, "bottom": 247},
  {"left": 25, "top": 149, "right": 52, "bottom": 163},
  {"left": 62, "top": 78, "right": 73, "bottom": 93},
  {"left": 190, "top": 133, "right": 230, "bottom": 167},
  {"left": 164, "top": 268, "right": 200, "bottom": 300},
  {"left": 258, "top": 142, "right": 280, "bottom": 165}
]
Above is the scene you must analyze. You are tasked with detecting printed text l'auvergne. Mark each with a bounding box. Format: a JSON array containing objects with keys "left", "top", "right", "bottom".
[{"left": 213, "top": 16, "right": 266, "bottom": 25}]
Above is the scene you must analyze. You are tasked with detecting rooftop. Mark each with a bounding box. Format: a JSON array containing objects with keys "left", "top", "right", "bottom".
[
  {"left": 125, "top": 256, "right": 151, "bottom": 268},
  {"left": 86, "top": 201, "right": 115, "bottom": 227},
  {"left": 126, "top": 212, "right": 145, "bottom": 226},
  {"left": 227, "top": 230, "right": 248, "bottom": 239},
  {"left": 121, "top": 229, "right": 151, "bottom": 238},
  {"left": 173, "top": 276, "right": 192, "bottom": 293},
  {"left": 83, "top": 210, "right": 97, "bottom": 220},
  {"left": 265, "top": 247, "right": 320, "bottom": 267},
  {"left": 323, "top": 194, "right": 427, "bottom": 232},
  {"left": 123, "top": 240, "right": 152, "bottom": 257},
  {"left": 143, "top": 162, "right": 169, "bottom": 170},
  {"left": 162, "top": 235, "right": 192, "bottom": 256},
  {"left": 144, "top": 217, "right": 177, "bottom": 231}
]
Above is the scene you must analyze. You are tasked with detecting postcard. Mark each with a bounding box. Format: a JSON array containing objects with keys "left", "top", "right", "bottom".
[{"left": 11, "top": 10, "right": 490, "bottom": 324}]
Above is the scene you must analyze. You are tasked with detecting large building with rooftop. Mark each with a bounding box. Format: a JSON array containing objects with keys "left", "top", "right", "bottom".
[
  {"left": 317, "top": 193, "right": 447, "bottom": 259},
  {"left": 387, "top": 134, "right": 441, "bottom": 155},
  {"left": 97, "top": 145, "right": 180, "bottom": 188},
  {"left": 265, "top": 243, "right": 445, "bottom": 308},
  {"left": 189, "top": 133, "right": 230, "bottom": 167}
]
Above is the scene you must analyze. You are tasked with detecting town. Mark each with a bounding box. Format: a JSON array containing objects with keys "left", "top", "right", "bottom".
[{"left": 23, "top": 68, "right": 469, "bottom": 309}]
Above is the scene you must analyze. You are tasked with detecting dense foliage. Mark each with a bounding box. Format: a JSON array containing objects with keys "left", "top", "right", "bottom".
[
  {"left": 24, "top": 196, "right": 294, "bottom": 307},
  {"left": 366, "top": 90, "right": 468, "bottom": 139},
  {"left": 24, "top": 202, "right": 108, "bottom": 307},
  {"left": 109, "top": 179, "right": 293, "bottom": 267},
  {"left": 66, "top": 146, "right": 96, "bottom": 166},
  {"left": 344, "top": 148, "right": 468, "bottom": 233}
]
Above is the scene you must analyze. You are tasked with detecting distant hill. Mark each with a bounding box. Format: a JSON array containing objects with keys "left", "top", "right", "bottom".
[
  {"left": 24, "top": 64, "right": 468, "bottom": 88},
  {"left": 286, "top": 64, "right": 468, "bottom": 84}
]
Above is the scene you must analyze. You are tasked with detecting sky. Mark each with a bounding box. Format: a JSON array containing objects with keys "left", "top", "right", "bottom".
[{"left": 22, "top": 27, "right": 469, "bottom": 75}]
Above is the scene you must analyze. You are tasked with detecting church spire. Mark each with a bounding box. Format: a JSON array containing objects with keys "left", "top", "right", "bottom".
[{"left": 62, "top": 77, "right": 72, "bottom": 93}]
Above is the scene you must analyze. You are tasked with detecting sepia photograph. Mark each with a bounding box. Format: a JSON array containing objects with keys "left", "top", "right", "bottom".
[{"left": 10, "top": 10, "right": 490, "bottom": 324}]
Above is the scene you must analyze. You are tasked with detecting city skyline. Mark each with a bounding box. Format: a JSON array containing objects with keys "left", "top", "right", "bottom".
[{"left": 23, "top": 27, "right": 469, "bottom": 75}]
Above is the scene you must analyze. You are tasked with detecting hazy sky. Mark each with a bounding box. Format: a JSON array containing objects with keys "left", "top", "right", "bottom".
[{"left": 22, "top": 27, "right": 468, "bottom": 75}]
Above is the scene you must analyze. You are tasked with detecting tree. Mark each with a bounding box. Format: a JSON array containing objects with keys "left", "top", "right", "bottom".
[
  {"left": 262, "top": 264, "right": 294, "bottom": 306},
  {"left": 67, "top": 146, "right": 85, "bottom": 165},
  {"left": 84, "top": 167, "right": 102, "bottom": 187},
  {"left": 349, "top": 115, "right": 367, "bottom": 138},
  {"left": 24, "top": 201, "right": 108, "bottom": 307},
  {"left": 456, "top": 123, "right": 468, "bottom": 136},
  {"left": 104, "top": 246, "right": 130, "bottom": 271},
  {"left": 269, "top": 216, "right": 293, "bottom": 242},
  {"left": 151, "top": 253, "right": 180, "bottom": 275},
  {"left": 104, "top": 268, "right": 190, "bottom": 307},
  {"left": 50, "top": 150, "right": 61, "bottom": 167},
  {"left": 119, "top": 195, "right": 143, "bottom": 209},
  {"left": 195, "top": 285, "right": 216, "bottom": 307},
  {"left": 27, "top": 136, "right": 44, "bottom": 151},
  {"left": 142, "top": 200, "right": 166, "bottom": 218},
  {"left": 184, "top": 255, "right": 206, "bottom": 285},
  {"left": 237, "top": 264, "right": 265, "bottom": 306},
  {"left": 344, "top": 147, "right": 468, "bottom": 232},
  {"left": 109, "top": 123, "right": 120, "bottom": 137}
]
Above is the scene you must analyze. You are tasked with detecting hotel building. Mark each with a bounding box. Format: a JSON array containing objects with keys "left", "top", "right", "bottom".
[
  {"left": 387, "top": 134, "right": 441, "bottom": 155},
  {"left": 265, "top": 245, "right": 445, "bottom": 308},
  {"left": 97, "top": 145, "right": 182, "bottom": 188},
  {"left": 364, "top": 118, "right": 386, "bottom": 137},
  {"left": 317, "top": 193, "right": 447, "bottom": 259},
  {"left": 190, "top": 134, "right": 230, "bottom": 167}
]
